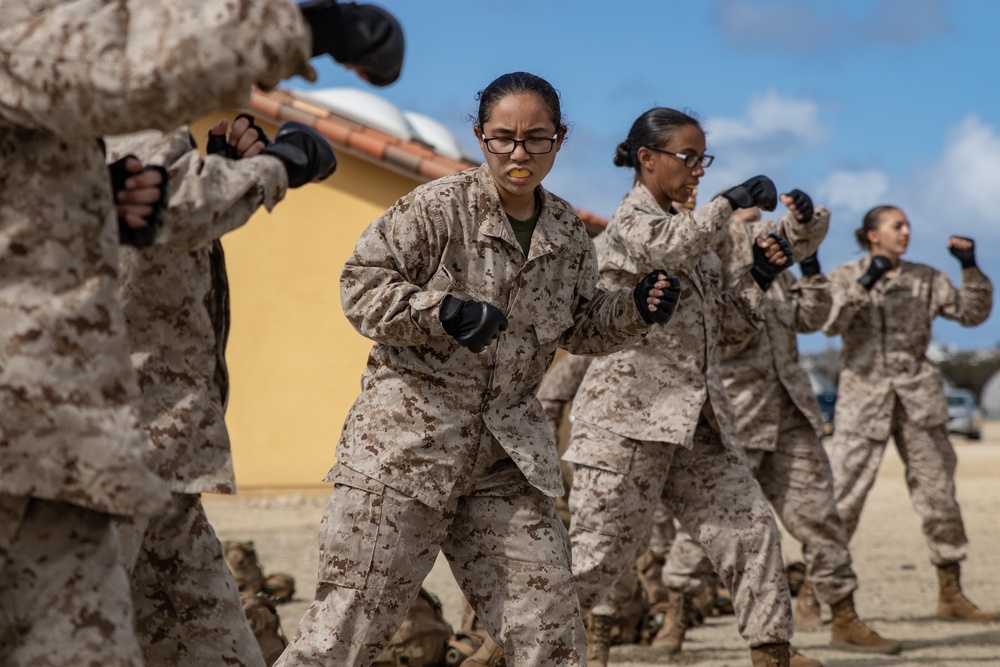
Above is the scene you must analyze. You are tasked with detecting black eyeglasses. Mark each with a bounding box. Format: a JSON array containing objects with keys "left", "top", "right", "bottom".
[
  {"left": 645, "top": 146, "right": 714, "bottom": 169},
  {"left": 481, "top": 135, "right": 558, "bottom": 155}
]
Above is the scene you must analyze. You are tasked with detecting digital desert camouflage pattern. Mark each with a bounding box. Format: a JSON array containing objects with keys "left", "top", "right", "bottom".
[
  {"left": 567, "top": 183, "right": 763, "bottom": 451},
  {"left": 0, "top": 0, "right": 313, "bottom": 514},
  {"left": 717, "top": 209, "right": 832, "bottom": 450},
  {"left": 823, "top": 259, "right": 992, "bottom": 440},
  {"left": 335, "top": 163, "right": 651, "bottom": 511},
  {"left": 0, "top": 496, "right": 144, "bottom": 667},
  {"left": 280, "top": 460, "right": 586, "bottom": 667},
  {"left": 538, "top": 352, "right": 593, "bottom": 403},
  {"left": 568, "top": 417, "right": 793, "bottom": 647},
  {"left": 116, "top": 493, "right": 266, "bottom": 667},
  {"left": 824, "top": 259, "right": 993, "bottom": 564},
  {"left": 106, "top": 127, "right": 288, "bottom": 494}
]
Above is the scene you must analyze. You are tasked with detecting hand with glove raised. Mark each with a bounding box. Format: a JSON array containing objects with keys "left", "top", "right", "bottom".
[
  {"left": 781, "top": 188, "right": 814, "bottom": 223},
  {"left": 299, "top": 1, "right": 404, "bottom": 87},
  {"left": 750, "top": 233, "right": 793, "bottom": 291},
  {"left": 207, "top": 114, "right": 270, "bottom": 160},
  {"left": 440, "top": 295, "right": 509, "bottom": 353},
  {"left": 720, "top": 175, "right": 777, "bottom": 212},
  {"left": 633, "top": 271, "right": 682, "bottom": 325},
  {"left": 857, "top": 256, "right": 893, "bottom": 290},
  {"left": 108, "top": 155, "right": 169, "bottom": 248},
  {"left": 948, "top": 236, "right": 977, "bottom": 269},
  {"left": 261, "top": 122, "right": 337, "bottom": 188}
]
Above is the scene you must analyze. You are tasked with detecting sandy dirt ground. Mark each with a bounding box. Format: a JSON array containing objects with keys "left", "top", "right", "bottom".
[{"left": 205, "top": 421, "right": 1000, "bottom": 667}]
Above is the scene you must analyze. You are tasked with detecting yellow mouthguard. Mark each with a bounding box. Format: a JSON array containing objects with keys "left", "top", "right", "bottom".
[{"left": 510, "top": 169, "right": 530, "bottom": 177}]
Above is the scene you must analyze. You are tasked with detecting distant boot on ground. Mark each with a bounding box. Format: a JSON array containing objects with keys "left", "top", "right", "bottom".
[
  {"left": 936, "top": 562, "right": 999, "bottom": 622},
  {"left": 585, "top": 614, "right": 613, "bottom": 667},
  {"left": 829, "top": 592, "right": 902, "bottom": 654},
  {"left": 794, "top": 578, "right": 823, "bottom": 631},
  {"left": 650, "top": 590, "right": 689, "bottom": 654},
  {"left": 459, "top": 633, "right": 504, "bottom": 667},
  {"left": 750, "top": 642, "right": 790, "bottom": 667},
  {"left": 790, "top": 646, "right": 823, "bottom": 667}
]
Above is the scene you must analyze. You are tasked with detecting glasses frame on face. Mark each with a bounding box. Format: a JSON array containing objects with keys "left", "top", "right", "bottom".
[
  {"left": 481, "top": 134, "right": 559, "bottom": 155},
  {"left": 644, "top": 145, "right": 714, "bottom": 169}
]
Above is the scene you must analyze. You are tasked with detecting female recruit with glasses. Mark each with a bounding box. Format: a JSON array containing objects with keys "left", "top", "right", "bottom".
[
  {"left": 275, "top": 73, "right": 682, "bottom": 667},
  {"left": 823, "top": 205, "right": 995, "bottom": 623},
  {"left": 562, "top": 107, "right": 812, "bottom": 667}
]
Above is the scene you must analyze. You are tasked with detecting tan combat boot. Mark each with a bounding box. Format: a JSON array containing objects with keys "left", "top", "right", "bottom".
[
  {"left": 794, "top": 578, "right": 823, "bottom": 631},
  {"left": 459, "top": 633, "right": 504, "bottom": 667},
  {"left": 650, "top": 590, "right": 689, "bottom": 654},
  {"left": 750, "top": 642, "right": 790, "bottom": 667},
  {"left": 789, "top": 646, "right": 822, "bottom": 667},
  {"left": 937, "top": 562, "right": 999, "bottom": 622},
  {"left": 828, "top": 592, "right": 901, "bottom": 654},
  {"left": 585, "top": 614, "right": 613, "bottom": 667}
]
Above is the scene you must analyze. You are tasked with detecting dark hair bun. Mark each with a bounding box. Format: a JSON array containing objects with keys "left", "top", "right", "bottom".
[{"left": 613, "top": 141, "right": 633, "bottom": 168}]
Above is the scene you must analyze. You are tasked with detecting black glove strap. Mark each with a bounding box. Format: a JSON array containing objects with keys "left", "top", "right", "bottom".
[{"left": 800, "top": 253, "right": 821, "bottom": 277}]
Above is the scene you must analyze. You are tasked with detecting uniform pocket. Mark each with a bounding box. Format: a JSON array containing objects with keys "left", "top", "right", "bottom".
[{"left": 317, "top": 477, "right": 386, "bottom": 589}]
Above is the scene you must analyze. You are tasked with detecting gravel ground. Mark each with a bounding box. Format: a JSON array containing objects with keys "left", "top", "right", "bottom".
[{"left": 205, "top": 422, "right": 1000, "bottom": 666}]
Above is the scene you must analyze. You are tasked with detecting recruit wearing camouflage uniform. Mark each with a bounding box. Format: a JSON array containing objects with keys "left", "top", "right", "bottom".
[
  {"left": 823, "top": 259, "right": 993, "bottom": 564},
  {"left": 106, "top": 126, "right": 291, "bottom": 667},
  {"left": 663, "top": 210, "right": 853, "bottom": 604},
  {"left": 0, "top": 2, "right": 313, "bottom": 664},
  {"left": 565, "top": 183, "right": 794, "bottom": 649},
  {"left": 277, "top": 164, "right": 654, "bottom": 667}
]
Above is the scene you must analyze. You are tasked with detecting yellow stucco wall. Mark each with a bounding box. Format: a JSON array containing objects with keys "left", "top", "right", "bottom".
[{"left": 188, "top": 114, "right": 424, "bottom": 489}]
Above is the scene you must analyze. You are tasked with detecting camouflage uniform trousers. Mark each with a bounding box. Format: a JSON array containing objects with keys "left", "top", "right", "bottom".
[
  {"left": 114, "top": 492, "right": 264, "bottom": 667},
  {"left": 276, "top": 454, "right": 585, "bottom": 667},
  {"left": 829, "top": 395, "right": 968, "bottom": 565},
  {"left": 663, "top": 391, "right": 858, "bottom": 607},
  {"left": 0, "top": 494, "right": 143, "bottom": 667},
  {"left": 568, "top": 411, "right": 793, "bottom": 647}
]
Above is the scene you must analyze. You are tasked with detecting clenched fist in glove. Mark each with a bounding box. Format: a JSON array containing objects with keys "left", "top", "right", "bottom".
[
  {"left": 948, "top": 236, "right": 977, "bottom": 269},
  {"left": 440, "top": 295, "right": 509, "bottom": 353},
  {"left": 721, "top": 175, "right": 777, "bottom": 212},
  {"left": 206, "top": 114, "right": 270, "bottom": 160},
  {"left": 300, "top": 1, "right": 405, "bottom": 87},
  {"left": 261, "top": 122, "right": 338, "bottom": 188},
  {"left": 750, "top": 233, "right": 793, "bottom": 291},
  {"left": 782, "top": 188, "right": 814, "bottom": 223},
  {"left": 857, "top": 256, "right": 893, "bottom": 290},
  {"left": 633, "top": 271, "right": 682, "bottom": 325},
  {"left": 108, "top": 155, "right": 168, "bottom": 248}
]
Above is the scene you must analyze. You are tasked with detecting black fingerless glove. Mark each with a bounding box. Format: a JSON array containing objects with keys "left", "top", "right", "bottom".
[
  {"left": 949, "top": 237, "right": 977, "bottom": 269},
  {"left": 108, "top": 157, "right": 168, "bottom": 248},
  {"left": 300, "top": 1, "right": 405, "bottom": 86},
  {"left": 750, "top": 233, "right": 793, "bottom": 291},
  {"left": 857, "top": 255, "right": 892, "bottom": 290},
  {"left": 440, "top": 295, "right": 509, "bottom": 353},
  {"left": 721, "top": 175, "right": 777, "bottom": 212},
  {"left": 261, "top": 122, "right": 337, "bottom": 188},
  {"left": 633, "top": 271, "right": 681, "bottom": 325},
  {"left": 784, "top": 188, "right": 814, "bottom": 223},
  {"left": 206, "top": 114, "right": 271, "bottom": 160},
  {"left": 799, "top": 252, "right": 821, "bottom": 277}
]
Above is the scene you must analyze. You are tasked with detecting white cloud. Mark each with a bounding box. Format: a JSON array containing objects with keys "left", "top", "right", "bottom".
[
  {"left": 921, "top": 115, "right": 1000, "bottom": 226},
  {"left": 815, "top": 169, "right": 891, "bottom": 218}
]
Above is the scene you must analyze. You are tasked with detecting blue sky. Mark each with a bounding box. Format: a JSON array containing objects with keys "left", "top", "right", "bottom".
[{"left": 290, "top": 0, "right": 1000, "bottom": 352}]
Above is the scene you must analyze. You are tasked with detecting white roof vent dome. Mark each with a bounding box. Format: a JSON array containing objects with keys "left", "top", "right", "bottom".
[
  {"left": 403, "top": 111, "right": 465, "bottom": 161},
  {"left": 297, "top": 87, "right": 415, "bottom": 141}
]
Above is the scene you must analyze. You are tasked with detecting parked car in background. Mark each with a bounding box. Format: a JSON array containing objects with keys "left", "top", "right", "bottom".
[
  {"left": 806, "top": 368, "right": 837, "bottom": 437},
  {"left": 946, "top": 387, "right": 983, "bottom": 441}
]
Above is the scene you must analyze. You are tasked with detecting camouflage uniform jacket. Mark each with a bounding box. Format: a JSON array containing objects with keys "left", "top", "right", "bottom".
[
  {"left": 336, "top": 164, "right": 652, "bottom": 510},
  {"left": 717, "top": 210, "right": 832, "bottom": 450},
  {"left": 0, "top": 0, "right": 312, "bottom": 514},
  {"left": 823, "top": 259, "right": 993, "bottom": 441},
  {"left": 568, "top": 183, "right": 764, "bottom": 451},
  {"left": 106, "top": 127, "right": 288, "bottom": 494}
]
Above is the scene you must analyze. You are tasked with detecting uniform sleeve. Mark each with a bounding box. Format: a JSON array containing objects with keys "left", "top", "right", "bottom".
[
  {"left": 717, "top": 273, "right": 764, "bottom": 347},
  {"left": 772, "top": 206, "right": 830, "bottom": 264},
  {"left": 156, "top": 152, "right": 289, "bottom": 251},
  {"left": 789, "top": 274, "right": 832, "bottom": 333},
  {"left": 0, "top": 0, "right": 314, "bottom": 138},
  {"left": 822, "top": 264, "right": 868, "bottom": 336},
  {"left": 608, "top": 196, "right": 733, "bottom": 274},
  {"left": 340, "top": 195, "right": 452, "bottom": 346},
  {"left": 932, "top": 266, "right": 993, "bottom": 326}
]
